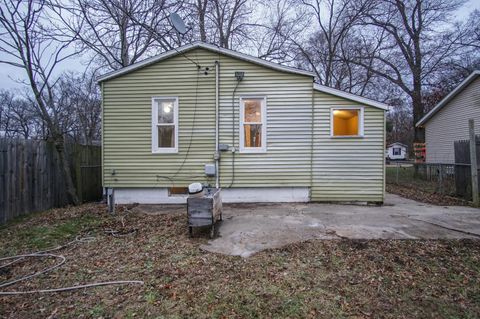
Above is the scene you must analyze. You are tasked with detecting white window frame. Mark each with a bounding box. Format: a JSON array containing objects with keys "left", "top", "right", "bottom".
[
  {"left": 239, "top": 96, "right": 267, "bottom": 153},
  {"left": 152, "top": 96, "right": 179, "bottom": 153},
  {"left": 330, "top": 106, "right": 364, "bottom": 138}
]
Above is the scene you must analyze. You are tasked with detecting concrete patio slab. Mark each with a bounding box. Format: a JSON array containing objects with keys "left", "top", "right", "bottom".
[{"left": 201, "top": 193, "right": 480, "bottom": 257}]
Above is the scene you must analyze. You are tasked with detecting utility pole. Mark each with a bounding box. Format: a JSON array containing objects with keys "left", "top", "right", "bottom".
[{"left": 469, "top": 119, "right": 479, "bottom": 207}]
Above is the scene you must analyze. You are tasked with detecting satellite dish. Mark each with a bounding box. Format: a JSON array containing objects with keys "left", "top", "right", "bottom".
[{"left": 169, "top": 13, "right": 187, "bottom": 35}]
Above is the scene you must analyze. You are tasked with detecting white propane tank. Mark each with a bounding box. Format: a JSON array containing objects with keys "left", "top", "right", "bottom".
[{"left": 188, "top": 182, "right": 204, "bottom": 197}]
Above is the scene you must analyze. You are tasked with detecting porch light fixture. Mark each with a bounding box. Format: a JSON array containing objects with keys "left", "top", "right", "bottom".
[{"left": 163, "top": 103, "right": 172, "bottom": 113}]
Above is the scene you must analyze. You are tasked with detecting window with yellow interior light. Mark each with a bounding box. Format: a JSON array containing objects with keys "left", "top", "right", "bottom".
[{"left": 331, "top": 107, "right": 363, "bottom": 137}]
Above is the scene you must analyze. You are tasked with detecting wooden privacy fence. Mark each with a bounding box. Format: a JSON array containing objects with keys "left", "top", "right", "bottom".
[
  {"left": 0, "top": 138, "right": 102, "bottom": 224},
  {"left": 454, "top": 135, "right": 480, "bottom": 200}
]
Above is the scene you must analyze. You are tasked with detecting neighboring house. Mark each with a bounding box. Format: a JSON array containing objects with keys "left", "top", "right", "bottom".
[
  {"left": 416, "top": 70, "right": 480, "bottom": 164},
  {"left": 98, "top": 42, "right": 388, "bottom": 204},
  {"left": 386, "top": 142, "right": 408, "bottom": 160}
]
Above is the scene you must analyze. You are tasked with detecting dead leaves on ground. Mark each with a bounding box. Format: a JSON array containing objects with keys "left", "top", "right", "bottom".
[
  {"left": 386, "top": 184, "right": 470, "bottom": 206},
  {"left": 0, "top": 203, "right": 479, "bottom": 318}
]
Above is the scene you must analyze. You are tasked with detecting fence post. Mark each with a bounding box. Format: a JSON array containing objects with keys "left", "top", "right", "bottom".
[
  {"left": 469, "top": 119, "right": 479, "bottom": 206},
  {"left": 439, "top": 164, "right": 444, "bottom": 194},
  {"left": 396, "top": 161, "right": 399, "bottom": 184}
]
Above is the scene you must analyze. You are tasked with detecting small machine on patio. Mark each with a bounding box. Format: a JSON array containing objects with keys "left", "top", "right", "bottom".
[{"left": 187, "top": 183, "right": 222, "bottom": 238}]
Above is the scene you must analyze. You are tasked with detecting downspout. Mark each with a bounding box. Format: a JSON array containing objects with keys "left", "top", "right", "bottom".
[
  {"left": 310, "top": 83, "right": 315, "bottom": 201},
  {"left": 215, "top": 60, "right": 220, "bottom": 189}
]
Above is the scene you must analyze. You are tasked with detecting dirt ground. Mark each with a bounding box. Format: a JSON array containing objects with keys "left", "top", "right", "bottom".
[{"left": 1, "top": 203, "right": 480, "bottom": 318}]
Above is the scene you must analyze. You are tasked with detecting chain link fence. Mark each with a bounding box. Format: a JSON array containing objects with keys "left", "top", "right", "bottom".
[
  {"left": 386, "top": 162, "right": 476, "bottom": 200},
  {"left": 386, "top": 162, "right": 457, "bottom": 197}
]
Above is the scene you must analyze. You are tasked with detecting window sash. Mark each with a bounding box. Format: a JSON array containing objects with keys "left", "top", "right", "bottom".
[
  {"left": 240, "top": 97, "right": 267, "bottom": 153},
  {"left": 152, "top": 97, "right": 178, "bottom": 153},
  {"left": 330, "top": 107, "right": 364, "bottom": 138}
]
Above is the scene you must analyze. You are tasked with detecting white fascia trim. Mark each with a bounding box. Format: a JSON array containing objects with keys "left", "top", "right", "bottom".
[
  {"left": 97, "top": 42, "right": 315, "bottom": 83},
  {"left": 313, "top": 84, "right": 390, "bottom": 111},
  {"left": 416, "top": 70, "right": 480, "bottom": 127},
  {"left": 388, "top": 142, "right": 408, "bottom": 148}
]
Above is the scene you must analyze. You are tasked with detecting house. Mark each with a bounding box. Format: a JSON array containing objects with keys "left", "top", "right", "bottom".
[
  {"left": 386, "top": 142, "right": 408, "bottom": 160},
  {"left": 416, "top": 70, "right": 480, "bottom": 163},
  {"left": 97, "top": 42, "right": 389, "bottom": 204}
]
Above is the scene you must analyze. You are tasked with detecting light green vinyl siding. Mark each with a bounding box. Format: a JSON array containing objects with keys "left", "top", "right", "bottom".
[
  {"left": 311, "top": 90, "right": 385, "bottom": 202},
  {"left": 218, "top": 54, "right": 313, "bottom": 187},
  {"left": 103, "top": 48, "right": 313, "bottom": 188},
  {"left": 102, "top": 46, "right": 385, "bottom": 202}
]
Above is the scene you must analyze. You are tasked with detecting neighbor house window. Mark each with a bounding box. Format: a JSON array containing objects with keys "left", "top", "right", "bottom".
[
  {"left": 240, "top": 97, "right": 267, "bottom": 152},
  {"left": 152, "top": 97, "right": 178, "bottom": 153},
  {"left": 331, "top": 107, "right": 364, "bottom": 137},
  {"left": 393, "top": 147, "right": 401, "bottom": 155}
]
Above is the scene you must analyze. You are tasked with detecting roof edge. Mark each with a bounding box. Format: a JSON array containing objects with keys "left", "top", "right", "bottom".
[
  {"left": 416, "top": 70, "right": 480, "bottom": 127},
  {"left": 388, "top": 142, "right": 408, "bottom": 147},
  {"left": 97, "top": 42, "right": 315, "bottom": 83},
  {"left": 313, "top": 84, "right": 390, "bottom": 110}
]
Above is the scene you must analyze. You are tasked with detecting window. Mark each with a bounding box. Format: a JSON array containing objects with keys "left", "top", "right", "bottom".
[
  {"left": 393, "top": 147, "right": 401, "bottom": 156},
  {"left": 152, "top": 97, "right": 178, "bottom": 153},
  {"left": 331, "top": 107, "right": 364, "bottom": 137},
  {"left": 240, "top": 97, "right": 267, "bottom": 152}
]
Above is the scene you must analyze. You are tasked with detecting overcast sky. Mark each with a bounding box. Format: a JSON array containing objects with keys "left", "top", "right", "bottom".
[{"left": 0, "top": 1, "right": 478, "bottom": 92}]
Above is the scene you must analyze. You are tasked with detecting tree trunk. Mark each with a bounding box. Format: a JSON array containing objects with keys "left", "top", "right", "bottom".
[
  {"left": 412, "top": 77, "right": 425, "bottom": 143},
  {"left": 197, "top": 0, "right": 207, "bottom": 42},
  {"left": 54, "top": 136, "right": 80, "bottom": 205}
]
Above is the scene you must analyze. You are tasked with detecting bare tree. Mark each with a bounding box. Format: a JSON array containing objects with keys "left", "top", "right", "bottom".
[
  {"left": 183, "top": 0, "right": 255, "bottom": 49},
  {"left": 0, "top": 90, "right": 39, "bottom": 139},
  {"left": 56, "top": 72, "right": 102, "bottom": 144},
  {"left": 297, "top": 0, "right": 370, "bottom": 87},
  {"left": 353, "top": 0, "right": 468, "bottom": 143},
  {"left": 209, "top": 0, "right": 252, "bottom": 49},
  {"left": 460, "top": 10, "right": 480, "bottom": 49},
  {"left": 256, "top": 0, "right": 386, "bottom": 95},
  {"left": 0, "top": 0, "right": 80, "bottom": 204},
  {"left": 249, "top": 0, "right": 310, "bottom": 62},
  {"left": 386, "top": 101, "right": 414, "bottom": 147},
  {"left": 193, "top": 0, "right": 209, "bottom": 42},
  {"left": 422, "top": 56, "right": 480, "bottom": 112},
  {"left": 52, "top": 0, "right": 182, "bottom": 70}
]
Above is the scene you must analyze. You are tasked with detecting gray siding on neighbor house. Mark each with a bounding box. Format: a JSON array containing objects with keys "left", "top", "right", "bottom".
[{"left": 425, "top": 77, "right": 480, "bottom": 163}]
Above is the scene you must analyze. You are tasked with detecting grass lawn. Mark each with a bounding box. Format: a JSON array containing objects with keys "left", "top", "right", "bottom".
[{"left": 1, "top": 203, "right": 479, "bottom": 318}]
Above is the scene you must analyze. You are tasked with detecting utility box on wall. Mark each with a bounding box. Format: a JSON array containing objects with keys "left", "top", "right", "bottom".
[{"left": 205, "top": 164, "right": 215, "bottom": 176}]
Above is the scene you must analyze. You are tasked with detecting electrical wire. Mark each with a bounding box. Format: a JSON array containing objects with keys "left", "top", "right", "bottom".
[
  {"left": 172, "top": 45, "right": 202, "bottom": 69},
  {"left": 155, "top": 53, "right": 202, "bottom": 187},
  {"left": 227, "top": 79, "right": 242, "bottom": 188},
  {"left": 156, "top": 43, "right": 222, "bottom": 187},
  {"left": 170, "top": 54, "right": 201, "bottom": 179}
]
